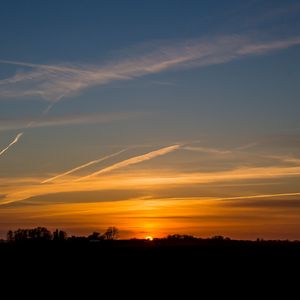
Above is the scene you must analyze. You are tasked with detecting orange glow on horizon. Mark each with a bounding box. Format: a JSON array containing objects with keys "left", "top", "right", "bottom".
[{"left": 1, "top": 194, "right": 300, "bottom": 240}]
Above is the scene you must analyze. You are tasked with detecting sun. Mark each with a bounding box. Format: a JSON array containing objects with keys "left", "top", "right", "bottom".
[{"left": 145, "top": 236, "right": 153, "bottom": 241}]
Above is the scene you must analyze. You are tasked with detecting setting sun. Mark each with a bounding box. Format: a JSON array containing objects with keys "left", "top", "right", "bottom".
[{"left": 145, "top": 236, "right": 153, "bottom": 241}]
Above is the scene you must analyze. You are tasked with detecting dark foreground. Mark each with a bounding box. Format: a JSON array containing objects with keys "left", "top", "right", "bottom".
[
  {"left": 1, "top": 238, "right": 300, "bottom": 292},
  {"left": 2, "top": 238, "right": 300, "bottom": 270}
]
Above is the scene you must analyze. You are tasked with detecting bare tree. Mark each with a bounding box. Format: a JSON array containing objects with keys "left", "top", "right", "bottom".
[{"left": 104, "top": 227, "right": 119, "bottom": 240}]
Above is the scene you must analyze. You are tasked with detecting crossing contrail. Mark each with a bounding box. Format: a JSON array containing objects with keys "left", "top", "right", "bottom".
[
  {"left": 76, "top": 144, "right": 181, "bottom": 181},
  {"left": 42, "top": 148, "right": 129, "bottom": 183}
]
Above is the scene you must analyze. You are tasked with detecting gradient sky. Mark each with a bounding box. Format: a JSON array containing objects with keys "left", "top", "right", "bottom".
[{"left": 1, "top": 0, "right": 300, "bottom": 239}]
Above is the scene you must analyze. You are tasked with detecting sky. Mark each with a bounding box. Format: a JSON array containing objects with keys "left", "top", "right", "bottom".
[{"left": 1, "top": 0, "right": 300, "bottom": 239}]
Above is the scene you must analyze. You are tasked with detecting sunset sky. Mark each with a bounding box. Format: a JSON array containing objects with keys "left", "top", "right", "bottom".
[{"left": 1, "top": 0, "right": 300, "bottom": 239}]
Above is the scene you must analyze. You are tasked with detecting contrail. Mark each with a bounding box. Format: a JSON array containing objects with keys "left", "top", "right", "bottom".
[
  {"left": 0, "top": 59, "right": 79, "bottom": 73},
  {"left": 163, "top": 192, "right": 300, "bottom": 202},
  {"left": 0, "top": 115, "right": 37, "bottom": 159},
  {"left": 42, "top": 148, "right": 129, "bottom": 184},
  {"left": 76, "top": 144, "right": 181, "bottom": 181},
  {"left": 0, "top": 132, "right": 23, "bottom": 157},
  {"left": 212, "top": 192, "right": 300, "bottom": 202},
  {"left": 0, "top": 100, "right": 58, "bottom": 159},
  {"left": 42, "top": 102, "right": 57, "bottom": 115}
]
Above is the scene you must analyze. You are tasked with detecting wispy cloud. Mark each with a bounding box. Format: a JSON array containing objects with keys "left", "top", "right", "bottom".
[
  {"left": 42, "top": 148, "right": 129, "bottom": 184},
  {"left": 183, "top": 146, "right": 231, "bottom": 155},
  {"left": 270, "top": 155, "right": 300, "bottom": 165},
  {"left": 237, "top": 36, "right": 300, "bottom": 55},
  {"left": 1, "top": 35, "right": 300, "bottom": 101},
  {"left": 235, "top": 142, "right": 259, "bottom": 151},
  {"left": 0, "top": 132, "right": 23, "bottom": 158},
  {"left": 76, "top": 144, "right": 181, "bottom": 181},
  {"left": 0, "top": 111, "right": 143, "bottom": 131},
  {"left": 2, "top": 163, "right": 300, "bottom": 205}
]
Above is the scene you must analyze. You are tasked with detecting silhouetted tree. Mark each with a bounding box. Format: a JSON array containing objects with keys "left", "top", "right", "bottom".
[
  {"left": 53, "top": 229, "right": 67, "bottom": 241},
  {"left": 28, "top": 227, "right": 52, "bottom": 240},
  {"left": 104, "top": 227, "right": 119, "bottom": 240},
  {"left": 7, "top": 230, "right": 14, "bottom": 242},
  {"left": 88, "top": 232, "right": 102, "bottom": 240},
  {"left": 167, "top": 234, "right": 196, "bottom": 240},
  {"left": 14, "top": 229, "right": 29, "bottom": 241}
]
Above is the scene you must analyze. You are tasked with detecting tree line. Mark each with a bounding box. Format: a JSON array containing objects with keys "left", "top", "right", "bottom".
[
  {"left": 6, "top": 226, "right": 119, "bottom": 242},
  {"left": 6, "top": 227, "right": 299, "bottom": 244}
]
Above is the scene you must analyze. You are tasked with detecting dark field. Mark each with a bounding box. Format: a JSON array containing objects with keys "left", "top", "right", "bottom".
[
  {"left": 2, "top": 237, "right": 299, "bottom": 293},
  {"left": 2, "top": 237, "right": 300, "bottom": 270}
]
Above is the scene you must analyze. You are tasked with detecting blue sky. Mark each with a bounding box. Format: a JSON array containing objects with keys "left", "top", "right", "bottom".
[{"left": 1, "top": 0, "right": 300, "bottom": 239}]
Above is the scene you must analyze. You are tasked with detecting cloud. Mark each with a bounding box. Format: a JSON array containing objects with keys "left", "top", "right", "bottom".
[
  {"left": 76, "top": 144, "right": 181, "bottom": 181},
  {"left": 183, "top": 146, "right": 231, "bottom": 155},
  {"left": 42, "top": 148, "right": 129, "bottom": 184},
  {"left": 2, "top": 162, "right": 300, "bottom": 206},
  {"left": 0, "top": 132, "right": 23, "bottom": 158},
  {"left": 269, "top": 155, "right": 300, "bottom": 165},
  {"left": 5, "top": 189, "right": 147, "bottom": 207},
  {"left": 235, "top": 142, "right": 259, "bottom": 151},
  {"left": 0, "top": 111, "right": 143, "bottom": 131},
  {"left": 237, "top": 36, "right": 300, "bottom": 55},
  {"left": 221, "top": 197, "right": 300, "bottom": 209},
  {"left": 1, "top": 35, "right": 300, "bottom": 101},
  {"left": 129, "top": 166, "right": 300, "bottom": 186}
]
